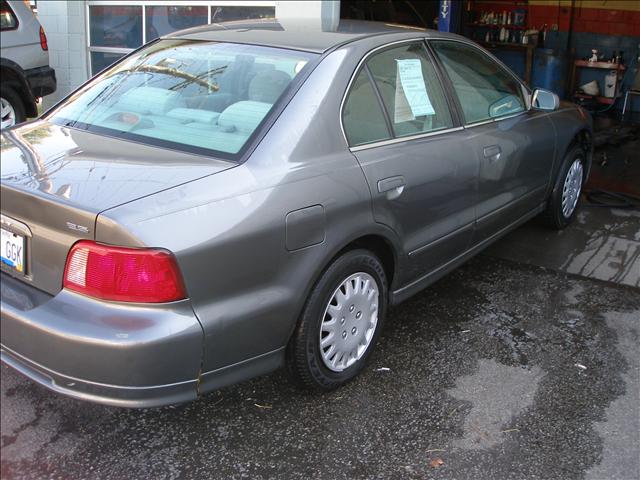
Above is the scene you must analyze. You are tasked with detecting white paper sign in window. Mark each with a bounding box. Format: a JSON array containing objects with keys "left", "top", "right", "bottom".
[{"left": 394, "top": 59, "right": 435, "bottom": 123}]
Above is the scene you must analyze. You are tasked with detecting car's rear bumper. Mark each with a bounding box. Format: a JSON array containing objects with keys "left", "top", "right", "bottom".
[
  {"left": 25, "top": 66, "right": 56, "bottom": 97},
  {"left": 1, "top": 346, "right": 198, "bottom": 408},
  {"left": 0, "top": 272, "right": 203, "bottom": 408}
]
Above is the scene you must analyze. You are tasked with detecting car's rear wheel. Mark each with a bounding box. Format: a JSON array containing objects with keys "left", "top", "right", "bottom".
[
  {"left": 540, "top": 145, "right": 586, "bottom": 229},
  {"left": 1, "top": 87, "right": 26, "bottom": 129},
  {"left": 286, "top": 249, "right": 387, "bottom": 391}
]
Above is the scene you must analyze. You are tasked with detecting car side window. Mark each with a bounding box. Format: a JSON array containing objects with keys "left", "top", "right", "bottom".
[
  {"left": 431, "top": 40, "right": 525, "bottom": 124},
  {"left": 342, "top": 68, "right": 392, "bottom": 146},
  {"left": 366, "top": 42, "right": 453, "bottom": 137},
  {"left": 0, "top": 1, "right": 18, "bottom": 30}
]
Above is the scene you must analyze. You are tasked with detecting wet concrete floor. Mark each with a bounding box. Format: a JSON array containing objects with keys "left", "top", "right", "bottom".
[
  {"left": 2, "top": 231, "right": 639, "bottom": 479},
  {"left": 486, "top": 207, "right": 640, "bottom": 287}
]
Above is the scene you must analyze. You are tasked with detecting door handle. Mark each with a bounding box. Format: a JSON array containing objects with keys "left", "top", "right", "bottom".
[
  {"left": 378, "top": 175, "right": 406, "bottom": 200},
  {"left": 483, "top": 145, "right": 502, "bottom": 162}
]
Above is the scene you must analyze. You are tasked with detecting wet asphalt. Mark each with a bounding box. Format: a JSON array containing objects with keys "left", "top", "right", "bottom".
[{"left": 2, "top": 251, "right": 639, "bottom": 479}]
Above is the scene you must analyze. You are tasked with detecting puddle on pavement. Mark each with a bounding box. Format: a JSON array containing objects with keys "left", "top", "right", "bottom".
[
  {"left": 426, "top": 264, "right": 638, "bottom": 480},
  {"left": 585, "top": 311, "right": 640, "bottom": 480},
  {"left": 1, "top": 258, "right": 638, "bottom": 480},
  {"left": 559, "top": 209, "right": 640, "bottom": 287},
  {"left": 446, "top": 359, "right": 544, "bottom": 450},
  {"left": 562, "top": 234, "right": 640, "bottom": 287},
  {"left": 487, "top": 208, "right": 640, "bottom": 288}
]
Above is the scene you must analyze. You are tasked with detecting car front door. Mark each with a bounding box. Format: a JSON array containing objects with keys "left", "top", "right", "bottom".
[
  {"left": 342, "top": 40, "right": 479, "bottom": 285},
  {"left": 430, "top": 39, "right": 557, "bottom": 244}
]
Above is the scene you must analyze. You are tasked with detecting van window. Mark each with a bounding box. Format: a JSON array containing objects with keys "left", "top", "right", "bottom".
[{"left": 0, "top": 1, "right": 18, "bottom": 30}]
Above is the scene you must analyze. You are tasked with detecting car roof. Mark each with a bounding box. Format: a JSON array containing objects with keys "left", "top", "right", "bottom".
[{"left": 166, "top": 19, "right": 458, "bottom": 53}]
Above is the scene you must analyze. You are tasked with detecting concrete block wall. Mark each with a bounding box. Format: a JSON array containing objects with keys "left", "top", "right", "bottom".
[{"left": 36, "top": 1, "right": 89, "bottom": 109}]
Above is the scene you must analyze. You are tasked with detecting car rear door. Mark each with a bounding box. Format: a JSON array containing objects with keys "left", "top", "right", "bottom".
[
  {"left": 430, "top": 39, "right": 557, "bottom": 244},
  {"left": 343, "top": 40, "right": 479, "bottom": 284}
]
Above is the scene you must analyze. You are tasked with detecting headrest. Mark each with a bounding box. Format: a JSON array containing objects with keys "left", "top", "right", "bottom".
[
  {"left": 116, "top": 87, "right": 182, "bottom": 115},
  {"left": 167, "top": 108, "right": 220, "bottom": 124},
  {"left": 217, "top": 101, "right": 271, "bottom": 134},
  {"left": 248, "top": 70, "right": 291, "bottom": 103}
]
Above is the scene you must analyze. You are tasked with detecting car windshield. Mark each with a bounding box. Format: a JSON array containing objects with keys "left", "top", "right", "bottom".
[{"left": 48, "top": 39, "right": 316, "bottom": 159}]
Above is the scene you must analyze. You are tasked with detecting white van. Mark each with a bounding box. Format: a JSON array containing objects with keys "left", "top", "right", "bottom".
[{"left": 1, "top": 0, "right": 56, "bottom": 128}]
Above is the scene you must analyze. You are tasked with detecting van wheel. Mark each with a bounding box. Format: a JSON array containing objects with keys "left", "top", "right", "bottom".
[
  {"left": 540, "top": 145, "right": 586, "bottom": 229},
  {"left": 286, "top": 249, "right": 387, "bottom": 391},
  {"left": 1, "top": 87, "right": 26, "bottom": 129}
]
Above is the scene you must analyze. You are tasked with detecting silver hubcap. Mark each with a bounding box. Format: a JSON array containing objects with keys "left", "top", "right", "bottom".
[
  {"left": 319, "top": 272, "right": 379, "bottom": 372},
  {"left": 1, "top": 97, "right": 17, "bottom": 129},
  {"left": 561, "top": 159, "right": 584, "bottom": 218}
]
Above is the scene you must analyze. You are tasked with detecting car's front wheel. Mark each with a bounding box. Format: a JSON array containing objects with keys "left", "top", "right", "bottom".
[
  {"left": 287, "top": 249, "right": 388, "bottom": 391},
  {"left": 541, "top": 144, "right": 586, "bottom": 229},
  {"left": 1, "top": 87, "right": 26, "bottom": 129}
]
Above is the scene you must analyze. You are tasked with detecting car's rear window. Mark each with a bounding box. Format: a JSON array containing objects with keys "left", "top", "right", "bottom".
[{"left": 48, "top": 39, "right": 316, "bottom": 159}]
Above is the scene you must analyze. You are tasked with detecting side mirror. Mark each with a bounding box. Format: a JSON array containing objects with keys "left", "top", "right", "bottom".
[{"left": 531, "top": 88, "right": 560, "bottom": 111}]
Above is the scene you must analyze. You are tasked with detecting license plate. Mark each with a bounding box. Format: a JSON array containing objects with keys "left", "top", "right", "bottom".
[{"left": 1, "top": 228, "right": 25, "bottom": 273}]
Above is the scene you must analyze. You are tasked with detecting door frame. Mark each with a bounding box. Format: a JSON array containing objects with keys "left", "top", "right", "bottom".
[{"left": 339, "top": 37, "right": 466, "bottom": 150}]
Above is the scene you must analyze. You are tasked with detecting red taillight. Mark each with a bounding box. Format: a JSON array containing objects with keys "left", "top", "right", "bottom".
[
  {"left": 39, "top": 26, "right": 48, "bottom": 51},
  {"left": 63, "top": 241, "right": 186, "bottom": 303}
]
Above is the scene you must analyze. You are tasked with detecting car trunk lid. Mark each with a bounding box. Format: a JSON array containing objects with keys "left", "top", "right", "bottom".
[{"left": 1, "top": 121, "right": 234, "bottom": 295}]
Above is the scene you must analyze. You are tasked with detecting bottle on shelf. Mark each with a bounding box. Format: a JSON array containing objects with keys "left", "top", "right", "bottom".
[{"left": 499, "top": 27, "right": 507, "bottom": 42}]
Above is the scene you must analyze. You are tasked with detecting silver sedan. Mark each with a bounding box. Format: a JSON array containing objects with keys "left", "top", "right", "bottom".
[{"left": 0, "top": 21, "right": 592, "bottom": 407}]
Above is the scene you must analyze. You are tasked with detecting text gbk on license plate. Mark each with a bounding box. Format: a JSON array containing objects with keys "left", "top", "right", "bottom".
[{"left": 1, "top": 228, "right": 25, "bottom": 273}]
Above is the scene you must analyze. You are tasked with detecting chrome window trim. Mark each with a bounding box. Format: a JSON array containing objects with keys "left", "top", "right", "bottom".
[
  {"left": 87, "top": 46, "right": 133, "bottom": 55},
  {"left": 497, "top": 111, "right": 528, "bottom": 121},
  {"left": 462, "top": 110, "right": 528, "bottom": 130},
  {"left": 349, "top": 126, "right": 464, "bottom": 152},
  {"left": 463, "top": 118, "right": 495, "bottom": 128},
  {"left": 340, "top": 36, "right": 534, "bottom": 149},
  {"left": 339, "top": 37, "right": 456, "bottom": 149}
]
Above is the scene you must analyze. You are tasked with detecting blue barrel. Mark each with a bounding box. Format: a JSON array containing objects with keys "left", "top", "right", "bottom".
[
  {"left": 531, "top": 48, "right": 568, "bottom": 99},
  {"left": 493, "top": 50, "right": 526, "bottom": 81}
]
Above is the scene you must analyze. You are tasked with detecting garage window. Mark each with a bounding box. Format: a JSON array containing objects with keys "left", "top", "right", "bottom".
[
  {"left": 145, "top": 6, "right": 208, "bottom": 42},
  {"left": 86, "top": 2, "right": 276, "bottom": 76}
]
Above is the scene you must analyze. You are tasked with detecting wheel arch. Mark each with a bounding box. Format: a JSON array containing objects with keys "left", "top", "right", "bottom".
[
  {"left": 540, "top": 126, "right": 593, "bottom": 229},
  {"left": 0, "top": 58, "right": 37, "bottom": 117},
  {"left": 333, "top": 233, "right": 398, "bottom": 290},
  {"left": 285, "top": 229, "right": 403, "bottom": 345},
  {"left": 563, "top": 128, "right": 594, "bottom": 181},
  {"left": 573, "top": 129, "right": 593, "bottom": 179},
  {"left": 311, "top": 230, "right": 402, "bottom": 305}
]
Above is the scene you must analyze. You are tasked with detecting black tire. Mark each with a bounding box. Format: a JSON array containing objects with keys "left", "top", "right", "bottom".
[
  {"left": 540, "top": 144, "right": 587, "bottom": 229},
  {"left": 286, "top": 249, "right": 388, "bottom": 391},
  {"left": 1, "top": 86, "right": 27, "bottom": 129}
]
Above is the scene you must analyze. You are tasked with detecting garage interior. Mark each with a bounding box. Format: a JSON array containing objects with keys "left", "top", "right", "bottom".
[{"left": 341, "top": 0, "right": 639, "bottom": 286}]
